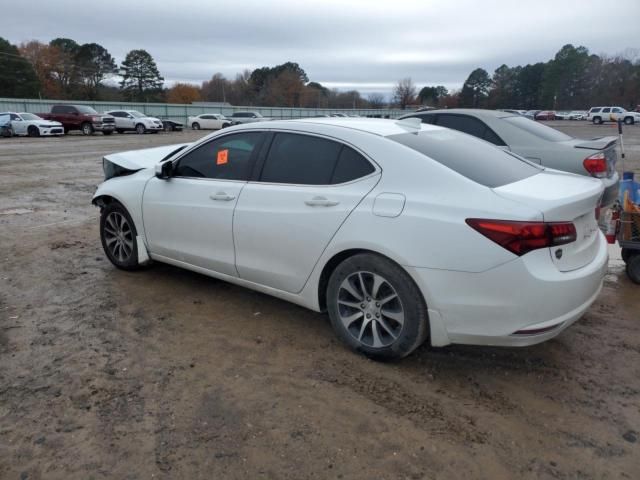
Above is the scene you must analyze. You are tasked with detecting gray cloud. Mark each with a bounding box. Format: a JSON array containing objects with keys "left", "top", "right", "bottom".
[{"left": 4, "top": 0, "right": 639, "bottom": 95}]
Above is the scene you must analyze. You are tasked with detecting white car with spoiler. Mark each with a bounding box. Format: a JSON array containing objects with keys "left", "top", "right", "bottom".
[
  {"left": 399, "top": 109, "right": 619, "bottom": 208},
  {"left": 92, "top": 118, "right": 608, "bottom": 360}
]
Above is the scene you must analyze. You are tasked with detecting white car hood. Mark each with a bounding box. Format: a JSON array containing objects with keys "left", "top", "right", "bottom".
[{"left": 104, "top": 143, "right": 190, "bottom": 171}]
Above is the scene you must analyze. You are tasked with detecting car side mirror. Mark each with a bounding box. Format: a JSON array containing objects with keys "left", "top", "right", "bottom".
[{"left": 155, "top": 161, "right": 173, "bottom": 179}]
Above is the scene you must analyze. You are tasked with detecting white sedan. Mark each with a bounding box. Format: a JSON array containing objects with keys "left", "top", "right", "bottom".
[
  {"left": 1, "top": 112, "right": 64, "bottom": 136},
  {"left": 188, "top": 114, "right": 232, "bottom": 130},
  {"left": 92, "top": 118, "right": 607, "bottom": 359}
]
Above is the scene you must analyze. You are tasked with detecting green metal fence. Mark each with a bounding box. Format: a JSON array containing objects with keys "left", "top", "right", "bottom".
[{"left": 0, "top": 98, "right": 409, "bottom": 125}]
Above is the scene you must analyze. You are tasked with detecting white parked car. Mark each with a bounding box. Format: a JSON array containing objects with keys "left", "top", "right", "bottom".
[
  {"left": 587, "top": 107, "right": 640, "bottom": 125},
  {"left": 105, "top": 110, "right": 163, "bottom": 134},
  {"left": 188, "top": 114, "right": 233, "bottom": 130},
  {"left": 0, "top": 112, "right": 64, "bottom": 136},
  {"left": 92, "top": 118, "right": 607, "bottom": 359}
]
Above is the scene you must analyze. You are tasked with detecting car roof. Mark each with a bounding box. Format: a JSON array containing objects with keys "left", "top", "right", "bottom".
[
  {"left": 402, "top": 108, "right": 516, "bottom": 119},
  {"left": 231, "top": 117, "right": 442, "bottom": 137}
]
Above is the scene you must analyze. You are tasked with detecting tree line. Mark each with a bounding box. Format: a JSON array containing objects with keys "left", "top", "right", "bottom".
[
  {"left": 403, "top": 44, "right": 640, "bottom": 110},
  {"left": 1, "top": 38, "right": 638, "bottom": 110}
]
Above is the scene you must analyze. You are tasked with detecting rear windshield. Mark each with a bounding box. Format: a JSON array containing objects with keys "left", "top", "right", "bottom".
[
  {"left": 388, "top": 129, "right": 541, "bottom": 188},
  {"left": 504, "top": 116, "right": 572, "bottom": 142}
]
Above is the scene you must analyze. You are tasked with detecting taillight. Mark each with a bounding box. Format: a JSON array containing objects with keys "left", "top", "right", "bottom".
[
  {"left": 466, "top": 219, "right": 577, "bottom": 256},
  {"left": 583, "top": 152, "right": 608, "bottom": 178}
]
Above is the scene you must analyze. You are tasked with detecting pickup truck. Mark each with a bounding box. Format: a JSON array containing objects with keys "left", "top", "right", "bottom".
[{"left": 38, "top": 105, "right": 116, "bottom": 135}]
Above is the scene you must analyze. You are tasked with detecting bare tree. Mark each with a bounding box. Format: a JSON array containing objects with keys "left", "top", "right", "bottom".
[
  {"left": 393, "top": 78, "right": 416, "bottom": 109},
  {"left": 367, "top": 92, "right": 385, "bottom": 109}
]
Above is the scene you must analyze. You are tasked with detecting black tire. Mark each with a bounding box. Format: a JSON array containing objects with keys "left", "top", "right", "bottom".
[
  {"left": 326, "top": 253, "right": 429, "bottom": 360},
  {"left": 625, "top": 252, "right": 640, "bottom": 284},
  {"left": 28, "top": 125, "right": 40, "bottom": 137},
  {"left": 116, "top": 129, "right": 125, "bottom": 134},
  {"left": 135, "top": 123, "right": 146, "bottom": 134},
  {"left": 100, "top": 202, "right": 140, "bottom": 271},
  {"left": 192, "top": 122, "right": 200, "bottom": 130},
  {"left": 592, "top": 116, "right": 603, "bottom": 125},
  {"left": 624, "top": 117, "right": 634, "bottom": 125},
  {"left": 222, "top": 123, "right": 230, "bottom": 128},
  {"left": 622, "top": 248, "right": 632, "bottom": 264},
  {"left": 164, "top": 123, "right": 173, "bottom": 132},
  {"left": 81, "top": 122, "right": 93, "bottom": 135},
  {"left": 103, "top": 130, "right": 113, "bottom": 136}
]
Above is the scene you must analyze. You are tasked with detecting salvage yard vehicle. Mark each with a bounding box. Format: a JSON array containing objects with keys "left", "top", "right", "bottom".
[
  {"left": 159, "top": 118, "right": 183, "bottom": 132},
  {"left": 399, "top": 109, "right": 619, "bottom": 207},
  {"left": 0, "top": 114, "right": 13, "bottom": 137},
  {"left": 587, "top": 106, "right": 640, "bottom": 125},
  {"left": 0, "top": 112, "right": 64, "bottom": 137},
  {"left": 188, "top": 113, "right": 232, "bottom": 130},
  {"left": 105, "top": 110, "right": 163, "bottom": 134},
  {"left": 38, "top": 104, "right": 115, "bottom": 135},
  {"left": 92, "top": 118, "right": 608, "bottom": 360},
  {"left": 229, "top": 111, "right": 270, "bottom": 124}
]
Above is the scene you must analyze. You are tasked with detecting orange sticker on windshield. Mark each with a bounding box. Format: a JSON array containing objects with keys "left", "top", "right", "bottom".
[{"left": 216, "top": 149, "right": 229, "bottom": 165}]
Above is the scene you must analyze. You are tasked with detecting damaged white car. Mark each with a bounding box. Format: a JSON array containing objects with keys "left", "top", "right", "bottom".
[{"left": 93, "top": 118, "right": 608, "bottom": 359}]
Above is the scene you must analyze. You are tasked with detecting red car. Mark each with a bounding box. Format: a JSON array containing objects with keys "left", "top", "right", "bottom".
[{"left": 535, "top": 110, "right": 557, "bottom": 121}]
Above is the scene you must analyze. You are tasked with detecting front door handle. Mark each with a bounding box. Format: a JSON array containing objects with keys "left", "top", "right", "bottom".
[
  {"left": 210, "top": 192, "right": 236, "bottom": 201},
  {"left": 305, "top": 196, "right": 340, "bottom": 207}
]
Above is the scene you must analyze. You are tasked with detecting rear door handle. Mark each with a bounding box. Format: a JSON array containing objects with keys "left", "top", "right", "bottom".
[
  {"left": 210, "top": 192, "right": 236, "bottom": 201},
  {"left": 305, "top": 196, "right": 340, "bottom": 207}
]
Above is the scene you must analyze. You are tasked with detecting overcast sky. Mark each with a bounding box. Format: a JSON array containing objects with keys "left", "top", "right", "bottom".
[{"left": 3, "top": 0, "right": 639, "bottom": 96}]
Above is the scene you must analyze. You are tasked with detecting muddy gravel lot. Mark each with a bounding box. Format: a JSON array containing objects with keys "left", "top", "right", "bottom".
[{"left": 1, "top": 122, "right": 639, "bottom": 479}]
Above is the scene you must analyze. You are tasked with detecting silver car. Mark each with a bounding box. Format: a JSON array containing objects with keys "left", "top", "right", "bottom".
[{"left": 399, "top": 109, "right": 619, "bottom": 207}]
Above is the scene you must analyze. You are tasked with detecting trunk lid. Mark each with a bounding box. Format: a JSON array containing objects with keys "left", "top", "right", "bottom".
[
  {"left": 493, "top": 170, "right": 604, "bottom": 271},
  {"left": 563, "top": 136, "right": 618, "bottom": 178}
]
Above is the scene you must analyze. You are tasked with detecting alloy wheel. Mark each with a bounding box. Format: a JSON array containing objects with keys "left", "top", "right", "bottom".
[
  {"left": 337, "top": 271, "right": 404, "bottom": 348},
  {"left": 103, "top": 212, "right": 134, "bottom": 263}
]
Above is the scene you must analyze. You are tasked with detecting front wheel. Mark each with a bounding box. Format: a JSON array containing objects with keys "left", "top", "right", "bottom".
[
  {"left": 28, "top": 125, "right": 40, "bottom": 137},
  {"left": 326, "top": 253, "right": 429, "bottom": 360},
  {"left": 164, "top": 123, "right": 173, "bottom": 132},
  {"left": 135, "top": 123, "right": 146, "bottom": 134},
  {"left": 222, "top": 123, "right": 230, "bottom": 128},
  {"left": 81, "top": 122, "right": 93, "bottom": 135},
  {"left": 100, "top": 202, "right": 140, "bottom": 271},
  {"left": 103, "top": 130, "right": 113, "bottom": 136},
  {"left": 592, "top": 117, "right": 603, "bottom": 125},
  {"left": 624, "top": 117, "right": 634, "bottom": 125}
]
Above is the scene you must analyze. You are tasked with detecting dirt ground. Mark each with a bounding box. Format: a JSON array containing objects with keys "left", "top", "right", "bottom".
[{"left": 1, "top": 121, "right": 639, "bottom": 480}]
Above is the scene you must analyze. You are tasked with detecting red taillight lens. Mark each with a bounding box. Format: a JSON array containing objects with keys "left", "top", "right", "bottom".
[
  {"left": 583, "top": 152, "right": 608, "bottom": 178},
  {"left": 466, "top": 219, "right": 577, "bottom": 256}
]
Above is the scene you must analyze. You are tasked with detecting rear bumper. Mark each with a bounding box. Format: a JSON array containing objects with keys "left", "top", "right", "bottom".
[
  {"left": 407, "top": 233, "right": 608, "bottom": 347},
  {"left": 600, "top": 172, "right": 619, "bottom": 208}
]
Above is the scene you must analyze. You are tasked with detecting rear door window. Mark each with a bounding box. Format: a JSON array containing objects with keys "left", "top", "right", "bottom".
[
  {"left": 435, "top": 114, "right": 506, "bottom": 146},
  {"left": 388, "top": 129, "right": 541, "bottom": 188},
  {"left": 331, "top": 146, "right": 375, "bottom": 183},
  {"left": 260, "top": 133, "right": 342, "bottom": 185},
  {"left": 602, "top": 107, "right": 611, "bottom": 113}
]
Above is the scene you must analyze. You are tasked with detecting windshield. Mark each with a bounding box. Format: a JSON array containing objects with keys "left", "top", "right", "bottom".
[
  {"left": 20, "top": 113, "right": 41, "bottom": 121},
  {"left": 389, "top": 129, "right": 542, "bottom": 188},
  {"left": 76, "top": 105, "right": 98, "bottom": 114},
  {"left": 503, "top": 115, "right": 572, "bottom": 142},
  {"left": 129, "top": 111, "right": 145, "bottom": 118}
]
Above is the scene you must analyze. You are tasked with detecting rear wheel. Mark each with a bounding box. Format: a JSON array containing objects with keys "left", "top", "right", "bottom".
[
  {"left": 622, "top": 248, "right": 632, "bottom": 264},
  {"left": 81, "top": 122, "right": 93, "bottom": 135},
  {"left": 192, "top": 122, "right": 200, "bottom": 130},
  {"left": 28, "top": 125, "right": 40, "bottom": 137},
  {"left": 626, "top": 253, "right": 640, "bottom": 284},
  {"left": 164, "top": 123, "right": 173, "bottom": 132},
  {"left": 327, "top": 253, "right": 429, "bottom": 360},
  {"left": 100, "top": 202, "right": 140, "bottom": 271},
  {"left": 135, "top": 123, "right": 146, "bottom": 134},
  {"left": 624, "top": 117, "right": 634, "bottom": 125}
]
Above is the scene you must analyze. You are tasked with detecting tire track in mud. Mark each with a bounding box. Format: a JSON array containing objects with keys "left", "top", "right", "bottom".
[{"left": 308, "top": 357, "right": 487, "bottom": 444}]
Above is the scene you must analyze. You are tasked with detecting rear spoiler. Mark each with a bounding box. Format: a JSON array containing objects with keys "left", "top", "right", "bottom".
[{"left": 574, "top": 136, "right": 617, "bottom": 150}]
